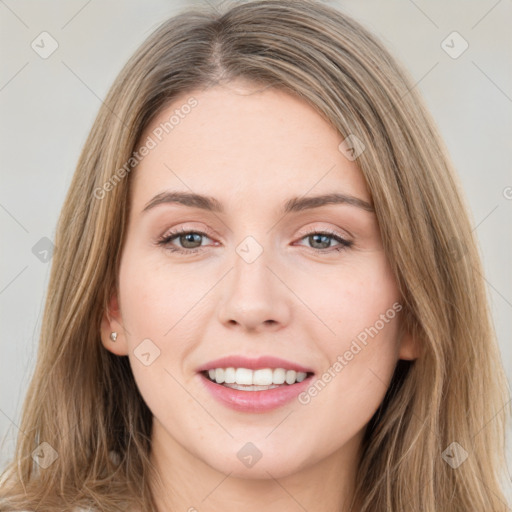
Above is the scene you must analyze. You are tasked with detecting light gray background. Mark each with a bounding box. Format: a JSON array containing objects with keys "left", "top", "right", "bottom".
[{"left": 1, "top": 0, "right": 511, "bottom": 501}]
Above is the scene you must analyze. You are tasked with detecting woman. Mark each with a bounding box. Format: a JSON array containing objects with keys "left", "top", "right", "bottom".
[{"left": 0, "top": 0, "right": 509, "bottom": 510}]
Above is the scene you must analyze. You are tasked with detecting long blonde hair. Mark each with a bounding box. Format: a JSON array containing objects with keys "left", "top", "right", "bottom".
[{"left": 1, "top": 1, "right": 509, "bottom": 510}]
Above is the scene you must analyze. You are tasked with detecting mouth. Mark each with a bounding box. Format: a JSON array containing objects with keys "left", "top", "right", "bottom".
[
  {"left": 197, "top": 365, "right": 315, "bottom": 412},
  {"left": 201, "top": 367, "right": 314, "bottom": 391},
  {"left": 196, "top": 355, "right": 316, "bottom": 412}
]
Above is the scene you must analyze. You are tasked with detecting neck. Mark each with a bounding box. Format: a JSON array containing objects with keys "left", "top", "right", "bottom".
[{"left": 148, "top": 418, "right": 363, "bottom": 512}]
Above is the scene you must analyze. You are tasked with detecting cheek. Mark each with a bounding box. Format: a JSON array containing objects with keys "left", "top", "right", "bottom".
[
  {"left": 117, "top": 251, "right": 209, "bottom": 411},
  {"left": 300, "top": 256, "right": 402, "bottom": 419},
  {"left": 296, "top": 312, "right": 401, "bottom": 458},
  {"left": 118, "top": 250, "right": 200, "bottom": 338},
  {"left": 307, "top": 254, "right": 401, "bottom": 342}
]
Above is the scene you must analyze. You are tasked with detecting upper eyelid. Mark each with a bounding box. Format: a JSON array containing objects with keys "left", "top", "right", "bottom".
[
  {"left": 159, "top": 224, "right": 350, "bottom": 237},
  {"left": 160, "top": 225, "right": 216, "bottom": 241}
]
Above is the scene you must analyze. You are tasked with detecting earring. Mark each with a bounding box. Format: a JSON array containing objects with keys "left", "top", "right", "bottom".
[{"left": 110, "top": 332, "right": 118, "bottom": 342}]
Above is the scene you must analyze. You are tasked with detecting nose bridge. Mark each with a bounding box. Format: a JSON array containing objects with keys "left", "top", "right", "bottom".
[
  {"left": 233, "top": 235, "right": 271, "bottom": 291},
  {"left": 216, "top": 233, "right": 291, "bottom": 331}
]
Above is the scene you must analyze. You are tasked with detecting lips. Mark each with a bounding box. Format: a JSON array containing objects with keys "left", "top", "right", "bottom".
[
  {"left": 196, "top": 355, "right": 315, "bottom": 412},
  {"left": 196, "top": 355, "right": 314, "bottom": 374}
]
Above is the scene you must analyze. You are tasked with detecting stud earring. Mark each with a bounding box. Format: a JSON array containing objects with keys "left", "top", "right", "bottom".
[{"left": 110, "top": 332, "right": 118, "bottom": 342}]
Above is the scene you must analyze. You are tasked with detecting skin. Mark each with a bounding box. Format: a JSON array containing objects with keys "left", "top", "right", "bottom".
[{"left": 100, "top": 79, "right": 418, "bottom": 512}]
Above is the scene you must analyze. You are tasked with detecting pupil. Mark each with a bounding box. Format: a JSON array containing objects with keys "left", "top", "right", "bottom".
[
  {"left": 182, "top": 233, "right": 201, "bottom": 248},
  {"left": 311, "top": 234, "right": 329, "bottom": 249}
]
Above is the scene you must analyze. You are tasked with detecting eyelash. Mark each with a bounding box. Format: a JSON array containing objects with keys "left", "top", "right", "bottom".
[{"left": 156, "top": 226, "right": 353, "bottom": 255}]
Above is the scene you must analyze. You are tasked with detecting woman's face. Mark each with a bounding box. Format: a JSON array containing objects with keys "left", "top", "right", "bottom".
[{"left": 102, "top": 79, "right": 416, "bottom": 480}]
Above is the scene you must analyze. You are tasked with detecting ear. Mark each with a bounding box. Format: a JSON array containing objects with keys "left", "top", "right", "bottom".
[
  {"left": 100, "top": 290, "right": 129, "bottom": 356},
  {"left": 398, "top": 328, "right": 421, "bottom": 360}
]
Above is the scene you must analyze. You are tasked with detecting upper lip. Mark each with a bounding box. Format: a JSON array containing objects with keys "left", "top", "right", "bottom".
[{"left": 196, "top": 355, "right": 314, "bottom": 374}]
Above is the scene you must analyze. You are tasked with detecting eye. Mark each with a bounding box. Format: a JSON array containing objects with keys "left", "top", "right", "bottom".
[
  {"left": 156, "top": 227, "right": 214, "bottom": 254},
  {"left": 295, "top": 230, "right": 353, "bottom": 253},
  {"left": 156, "top": 227, "right": 352, "bottom": 255}
]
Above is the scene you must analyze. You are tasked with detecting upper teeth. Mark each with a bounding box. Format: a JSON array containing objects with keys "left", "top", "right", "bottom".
[{"left": 207, "top": 367, "right": 308, "bottom": 386}]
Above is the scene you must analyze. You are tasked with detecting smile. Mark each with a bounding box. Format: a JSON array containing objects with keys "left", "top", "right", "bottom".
[
  {"left": 198, "top": 367, "right": 315, "bottom": 413},
  {"left": 204, "top": 367, "right": 310, "bottom": 389}
]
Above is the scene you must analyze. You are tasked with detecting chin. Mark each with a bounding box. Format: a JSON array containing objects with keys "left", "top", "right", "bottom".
[{"left": 200, "top": 444, "right": 312, "bottom": 480}]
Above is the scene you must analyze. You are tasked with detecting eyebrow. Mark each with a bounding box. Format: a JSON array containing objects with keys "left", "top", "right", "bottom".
[{"left": 142, "top": 191, "right": 375, "bottom": 215}]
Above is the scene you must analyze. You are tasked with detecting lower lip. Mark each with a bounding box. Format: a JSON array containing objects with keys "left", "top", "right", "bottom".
[{"left": 198, "top": 372, "right": 314, "bottom": 413}]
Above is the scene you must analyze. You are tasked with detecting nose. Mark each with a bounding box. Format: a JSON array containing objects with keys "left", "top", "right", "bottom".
[{"left": 216, "top": 245, "right": 292, "bottom": 333}]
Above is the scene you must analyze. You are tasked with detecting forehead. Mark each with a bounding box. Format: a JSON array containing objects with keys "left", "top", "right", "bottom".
[{"left": 132, "top": 80, "right": 370, "bottom": 211}]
